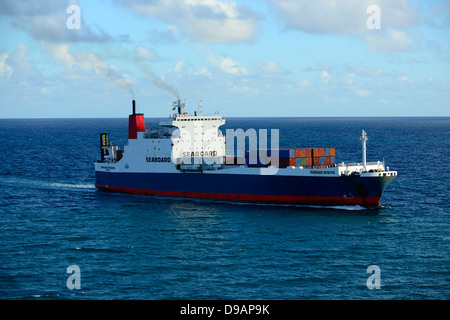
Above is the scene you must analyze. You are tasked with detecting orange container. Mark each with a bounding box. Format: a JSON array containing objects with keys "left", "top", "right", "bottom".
[
  {"left": 312, "top": 149, "right": 318, "bottom": 157},
  {"left": 295, "top": 148, "right": 311, "bottom": 158},
  {"left": 324, "top": 157, "right": 330, "bottom": 165},
  {"left": 312, "top": 148, "right": 325, "bottom": 157},
  {"left": 289, "top": 158, "right": 296, "bottom": 166},
  {"left": 330, "top": 148, "right": 335, "bottom": 157},
  {"left": 306, "top": 157, "right": 312, "bottom": 166},
  {"left": 318, "top": 148, "right": 325, "bottom": 157},
  {"left": 313, "top": 157, "right": 320, "bottom": 166}
]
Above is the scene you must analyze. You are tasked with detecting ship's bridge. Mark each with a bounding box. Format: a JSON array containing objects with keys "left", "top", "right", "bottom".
[{"left": 169, "top": 99, "right": 226, "bottom": 164}]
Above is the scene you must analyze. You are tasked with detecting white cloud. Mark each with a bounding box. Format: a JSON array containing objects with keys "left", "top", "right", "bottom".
[
  {"left": 255, "top": 60, "right": 286, "bottom": 75},
  {"left": 116, "top": 0, "right": 260, "bottom": 43},
  {"left": 47, "top": 44, "right": 105, "bottom": 75},
  {"left": 364, "top": 28, "right": 415, "bottom": 52},
  {"left": 0, "top": 53, "right": 13, "bottom": 78},
  {"left": 136, "top": 45, "right": 158, "bottom": 61},
  {"left": 45, "top": 43, "right": 134, "bottom": 96},
  {"left": 269, "top": 0, "right": 364, "bottom": 33},
  {"left": 356, "top": 89, "right": 369, "bottom": 97},
  {"left": 196, "top": 67, "right": 212, "bottom": 78},
  {"left": 345, "top": 64, "right": 383, "bottom": 77},
  {"left": 174, "top": 61, "right": 184, "bottom": 73},
  {"left": 343, "top": 73, "right": 356, "bottom": 86},
  {"left": 268, "top": 0, "right": 419, "bottom": 52},
  {"left": 47, "top": 44, "right": 76, "bottom": 68},
  {"left": 0, "top": 44, "right": 41, "bottom": 81},
  {"left": 40, "top": 87, "right": 51, "bottom": 95},
  {"left": 207, "top": 54, "right": 247, "bottom": 75},
  {"left": 297, "top": 78, "right": 310, "bottom": 89},
  {"left": 148, "top": 25, "right": 179, "bottom": 43},
  {"left": 1, "top": 0, "right": 112, "bottom": 43},
  {"left": 269, "top": 0, "right": 419, "bottom": 33}
]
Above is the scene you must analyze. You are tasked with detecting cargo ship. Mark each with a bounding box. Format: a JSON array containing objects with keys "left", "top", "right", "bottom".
[{"left": 94, "top": 99, "right": 397, "bottom": 208}]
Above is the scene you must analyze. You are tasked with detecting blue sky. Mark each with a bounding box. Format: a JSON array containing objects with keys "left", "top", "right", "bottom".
[{"left": 0, "top": 0, "right": 449, "bottom": 118}]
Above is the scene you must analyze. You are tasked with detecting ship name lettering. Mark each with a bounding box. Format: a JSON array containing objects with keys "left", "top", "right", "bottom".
[
  {"left": 146, "top": 157, "right": 171, "bottom": 163},
  {"left": 182, "top": 151, "right": 217, "bottom": 157},
  {"left": 100, "top": 166, "right": 115, "bottom": 171},
  {"left": 311, "top": 170, "right": 334, "bottom": 175}
]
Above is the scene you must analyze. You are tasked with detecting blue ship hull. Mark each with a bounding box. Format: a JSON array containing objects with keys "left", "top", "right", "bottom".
[{"left": 95, "top": 171, "right": 394, "bottom": 208}]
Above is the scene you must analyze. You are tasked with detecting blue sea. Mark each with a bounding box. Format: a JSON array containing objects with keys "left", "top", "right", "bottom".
[{"left": 0, "top": 117, "right": 449, "bottom": 300}]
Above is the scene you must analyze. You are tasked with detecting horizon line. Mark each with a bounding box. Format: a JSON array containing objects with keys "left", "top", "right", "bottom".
[{"left": 1, "top": 115, "right": 450, "bottom": 120}]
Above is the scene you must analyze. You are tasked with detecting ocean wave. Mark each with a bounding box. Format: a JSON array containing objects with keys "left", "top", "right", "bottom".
[
  {"left": 147, "top": 194, "right": 371, "bottom": 211},
  {"left": 301, "top": 204, "right": 368, "bottom": 211},
  {"left": 46, "top": 182, "right": 95, "bottom": 189},
  {"left": 0, "top": 175, "right": 95, "bottom": 191}
]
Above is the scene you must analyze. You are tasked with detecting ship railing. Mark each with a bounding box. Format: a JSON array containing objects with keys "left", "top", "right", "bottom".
[
  {"left": 337, "top": 161, "right": 386, "bottom": 174},
  {"left": 144, "top": 128, "right": 171, "bottom": 139},
  {"left": 336, "top": 161, "right": 384, "bottom": 167}
]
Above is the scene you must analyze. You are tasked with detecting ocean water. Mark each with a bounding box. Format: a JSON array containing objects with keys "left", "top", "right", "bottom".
[{"left": 0, "top": 117, "right": 449, "bottom": 300}]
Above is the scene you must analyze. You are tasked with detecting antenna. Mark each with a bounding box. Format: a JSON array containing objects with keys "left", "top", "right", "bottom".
[
  {"left": 360, "top": 129, "right": 368, "bottom": 171},
  {"left": 198, "top": 100, "right": 202, "bottom": 115}
]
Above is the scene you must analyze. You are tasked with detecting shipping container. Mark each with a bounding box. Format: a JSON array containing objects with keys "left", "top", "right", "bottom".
[
  {"left": 312, "top": 149, "right": 318, "bottom": 157},
  {"left": 300, "top": 157, "right": 307, "bottom": 166},
  {"left": 295, "top": 148, "right": 311, "bottom": 158},
  {"left": 330, "top": 148, "right": 335, "bottom": 157},
  {"left": 245, "top": 148, "right": 332, "bottom": 168},
  {"left": 284, "top": 148, "right": 296, "bottom": 158},
  {"left": 319, "top": 148, "right": 325, "bottom": 157},
  {"left": 313, "top": 157, "right": 320, "bottom": 166},
  {"left": 289, "top": 158, "right": 296, "bottom": 167},
  {"left": 312, "top": 148, "right": 324, "bottom": 157}
]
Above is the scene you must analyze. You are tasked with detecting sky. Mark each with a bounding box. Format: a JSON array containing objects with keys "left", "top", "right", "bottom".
[{"left": 0, "top": 0, "right": 449, "bottom": 118}]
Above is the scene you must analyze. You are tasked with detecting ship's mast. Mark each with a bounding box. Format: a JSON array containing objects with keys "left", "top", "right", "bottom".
[
  {"left": 198, "top": 100, "right": 202, "bottom": 116},
  {"left": 360, "top": 129, "right": 368, "bottom": 171}
]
